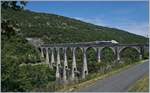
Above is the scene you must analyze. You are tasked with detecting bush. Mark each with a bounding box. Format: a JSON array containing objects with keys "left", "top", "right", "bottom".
[{"left": 18, "top": 64, "right": 55, "bottom": 91}]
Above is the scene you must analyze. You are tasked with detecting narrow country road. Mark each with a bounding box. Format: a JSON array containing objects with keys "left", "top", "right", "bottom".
[{"left": 78, "top": 60, "right": 149, "bottom": 92}]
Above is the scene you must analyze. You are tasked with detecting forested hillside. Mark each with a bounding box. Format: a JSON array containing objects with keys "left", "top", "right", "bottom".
[
  {"left": 1, "top": 3, "right": 148, "bottom": 92},
  {"left": 2, "top": 8, "right": 148, "bottom": 44}
]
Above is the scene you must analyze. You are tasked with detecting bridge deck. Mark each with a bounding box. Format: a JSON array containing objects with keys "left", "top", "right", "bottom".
[{"left": 41, "top": 42, "right": 148, "bottom": 48}]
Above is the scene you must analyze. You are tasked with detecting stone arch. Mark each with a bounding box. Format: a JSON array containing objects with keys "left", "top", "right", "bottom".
[
  {"left": 119, "top": 46, "right": 141, "bottom": 61},
  {"left": 39, "top": 47, "right": 44, "bottom": 58},
  {"left": 58, "top": 47, "right": 65, "bottom": 65},
  {"left": 45, "top": 47, "right": 54, "bottom": 68},
  {"left": 45, "top": 47, "right": 50, "bottom": 56},
  {"left": 42, "top": 47, "right": 47, "bottom": 58},
  {"left": 65, "top": 47, "right": 73, "bottom": 70},
  {"left": 100, "top": 47, "right": 116, "bottom": 63},
  {"left": 101, "top": 47, "right": 116, "bottom": 55},
  {"left": 119, "top": 46, "right": 140, "bottom": 55},
  {"left": 49, "top": 47, "right": 56, "bottom": 67},
  {"left": 75, "top": 47, "right": 83, "bottom": 51},
  {"left": 75, "top": 47, "right": 83, "bottom": 61},
  {"left": 75, "top": 47, "right": 83, "bottom": 79},
  {"left": 86, "top": 47, "right": 97, "bottom": 53},
  {"left": 39, "top": 47, "right": 42, "bottom": 53},
  {"left": 71, "top": 47, "right": 83, "bottom": 79},
  {"left": 85, "top": 47, "right": 97, "bottom": 73},
  {"left": 59, "top": 47, "right": 72, "bottom": 81},
  {"left": 61, "top": 47, "right": 70, "bottom": 69},
  {"left": 55, "top": 47, "right": 61, "bottom": 66},
  {"left": 86, "top": 47, "right": 97, "bottom": 59},
  {"left": 50, "top": 47, "right": 57, "bottom": 60},
  {"left": 54, "top": 47, "right": 65, "bottom": 79}
]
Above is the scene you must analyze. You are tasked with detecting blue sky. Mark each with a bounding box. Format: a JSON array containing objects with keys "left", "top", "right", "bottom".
[{"left": 26, "top": 1, "right": 149, "bottom": 37}]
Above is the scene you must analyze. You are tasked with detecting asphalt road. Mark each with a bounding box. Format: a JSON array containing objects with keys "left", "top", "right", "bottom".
[{"left": 78, "top": 60, "right": 149, "bottom": 92}]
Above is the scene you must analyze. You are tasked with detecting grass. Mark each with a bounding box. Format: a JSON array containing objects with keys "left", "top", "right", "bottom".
[
  {"left": 128, "top": 74, "right": 149, "bottom": 92},
  {"left": 58, "top": 60, "right": 148, "bottom": 92}
]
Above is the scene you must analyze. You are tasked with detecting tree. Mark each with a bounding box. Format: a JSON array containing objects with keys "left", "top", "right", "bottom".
[
  {"left": 1, "top": 1, "right": 28, "bottom": 37},
  {"left": 1, "top": 1, "right": 27, "bottom": 10},
  {"left": 1, "top": 19, "right": 20, "bottom": 38}
]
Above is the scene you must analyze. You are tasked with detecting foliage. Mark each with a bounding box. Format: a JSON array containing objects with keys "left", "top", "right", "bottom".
[
  {"left": 101, "top": 47, "right": 115, "bottom": 63},
  {"left": 82, "top": 47, "right": 142, "bottom": 74},
  {"left": 18, "top": 64, "right": 55, "bottom": 92},
  {"left": 2, "top": 34, "right": 40, "bottom": 64},
  {"left": 1, "top": 19, "right": 19, "bottom": 38},
  {"left": 1, "top": 55, "right": 20, "bottom": 92},
  {"left": 2, "top": 61, "right": 55, "bottom": 92},
  {"left": 1, "top": 18, "right": 54, "bottom": 91},
  {"left": 1, "top": 1, "right": 27, "bottom": 10},
  {"left": 2, "top": 31, "right": 41, "bottom": 91},
  {"left": 1, "top": 3, "right": 149, "bottom": 92},
  {"left": 120, "top": 48, "right": 140, "bottom": 64}
]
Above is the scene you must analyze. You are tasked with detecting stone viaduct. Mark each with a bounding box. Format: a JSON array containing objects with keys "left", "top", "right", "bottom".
[{"left": 39, "top": 41, "right": 148, "bottom": 82}]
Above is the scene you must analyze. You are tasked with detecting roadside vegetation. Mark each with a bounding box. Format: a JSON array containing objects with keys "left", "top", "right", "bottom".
[
  {"left": 59, "top": 60, "right": 147, "bottom": 92},
  {"left": 1, "top": 1, "right": 149, "bottom": 92},
  {"left": 128, "top": 74, "right": 149, "bottom": 92}
]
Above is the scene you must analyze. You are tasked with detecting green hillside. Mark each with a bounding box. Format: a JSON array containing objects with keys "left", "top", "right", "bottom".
[
  {"left": 2, "top": 7, "right": 148, "bottom": 92},
  {"left": 2, "top": 8, "right": 148, "bottom": 44}
]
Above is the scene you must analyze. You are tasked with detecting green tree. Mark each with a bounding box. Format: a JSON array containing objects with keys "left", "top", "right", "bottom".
[{"left": 1, "top": 1, "right": 27, "bottom": 10}]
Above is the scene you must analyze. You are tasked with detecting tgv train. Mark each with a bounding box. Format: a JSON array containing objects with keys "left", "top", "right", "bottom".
[
  {"left": 83, "top": 40, "right": 119, "bottom": 45},
  {"left": 93, "top": 40, "right": 119, "bottom": 44}
]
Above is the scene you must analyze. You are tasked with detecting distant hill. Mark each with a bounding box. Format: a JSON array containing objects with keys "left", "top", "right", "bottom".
[{"left": 2, "top": 8, "right": 148, "bottom": 44}]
